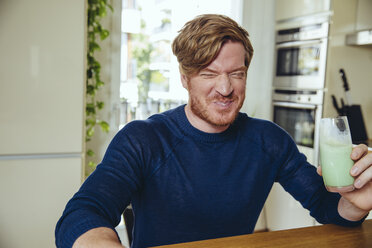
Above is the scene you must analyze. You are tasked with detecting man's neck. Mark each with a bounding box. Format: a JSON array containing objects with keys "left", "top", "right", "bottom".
[{"left": 184, "top": 105, "right": 230, "bottom": 133}]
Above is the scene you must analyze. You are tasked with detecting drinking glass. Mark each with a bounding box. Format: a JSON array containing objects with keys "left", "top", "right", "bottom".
[{"left": 319, "top": 116, "right": 355, "bottom": 193}]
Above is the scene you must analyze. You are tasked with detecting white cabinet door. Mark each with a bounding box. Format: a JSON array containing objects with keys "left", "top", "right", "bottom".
[
  {"left": 0, "top": 0, "right": 85, "bottom": 155},
  {"left": 275, "top": 0, "right": 331, "bottom": 21},
  {"left": 356, "top": 0, "right": 372, "bottom": 30},
  {"left": 265, "top": 144, "right": 317, "bottom": 231},
  {"left": 265, "top": 183, "right": 315, "bottom": 231},
  {"left": 0, "top": 157, "right": 82, "bottom": 248},
  {"left": 254, "top": 210, "right": 267, "bottom": 231}
]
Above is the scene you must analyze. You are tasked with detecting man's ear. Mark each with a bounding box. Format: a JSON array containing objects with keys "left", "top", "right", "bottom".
[{"left": 181, "top": 74, "right": 189, "bottom": 90}]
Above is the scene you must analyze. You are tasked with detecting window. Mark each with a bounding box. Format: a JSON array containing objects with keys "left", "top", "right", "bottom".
[{"left": 120, "top": 0, "right": 243, "bottom": 128}]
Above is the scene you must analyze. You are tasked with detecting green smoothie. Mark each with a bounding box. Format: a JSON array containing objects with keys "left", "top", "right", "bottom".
[{"left": 319, "top": 142, "right": 354, "bottom": 190}]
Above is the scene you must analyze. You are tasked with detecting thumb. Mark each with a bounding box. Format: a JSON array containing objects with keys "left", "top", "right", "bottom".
[{"left": 317, "top": 166, "right": 322, "bottom": 176}]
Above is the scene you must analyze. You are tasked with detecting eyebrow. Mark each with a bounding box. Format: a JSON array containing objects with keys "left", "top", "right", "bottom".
[
  {"left": 200, "top": 68, "right": 219, "bottom": 74},
  {"left": 201, "top": 66, "right": 248, "bottom": 74},
  {"left": 229, "top": 66, "right": 248, "bottom": 72}
]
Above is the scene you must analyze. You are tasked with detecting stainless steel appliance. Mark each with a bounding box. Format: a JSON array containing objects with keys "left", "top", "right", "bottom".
[
  {"left": 272, "top": 14, "right": 331, "bottom": 163},
  {"left": 272, "top": 89, "right": 323, "bottom": 164},
  {"left": 274, "top": 14, "right": 330, "bottom": 90}
]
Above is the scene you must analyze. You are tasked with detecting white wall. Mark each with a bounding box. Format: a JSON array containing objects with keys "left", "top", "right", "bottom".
[
  {"left": 324, "top": 0, "right": 372, "bottom": 138},
  {"left": 241, "top": 0, "right": 276, "bottom": 231},
  {"left": 241, "top": 0, "right": 275, "bottom": 121}
]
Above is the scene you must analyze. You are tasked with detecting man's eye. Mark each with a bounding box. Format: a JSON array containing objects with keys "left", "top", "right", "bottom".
[
  {"left": 200, "top": 73, "right": 217, "bottom": 78},
  {"left": 230, "top": 72, "right": 245, "bottom": 79}
]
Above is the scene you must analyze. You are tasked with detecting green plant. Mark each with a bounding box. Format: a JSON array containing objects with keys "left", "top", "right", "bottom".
[{"left": 86, "top": 0, "right": 113, "bottom": 169}]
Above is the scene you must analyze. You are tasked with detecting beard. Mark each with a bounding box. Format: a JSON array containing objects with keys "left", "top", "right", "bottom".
[{"left": 189, "top": 92, "right": 244, "bottom": 127}]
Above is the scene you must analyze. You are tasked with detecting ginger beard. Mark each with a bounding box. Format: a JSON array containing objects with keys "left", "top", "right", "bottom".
[{"left": 187, "top": 82, "right": 245, "bottom": 127}]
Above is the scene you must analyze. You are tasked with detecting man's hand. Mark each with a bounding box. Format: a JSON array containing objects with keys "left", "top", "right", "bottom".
[
  {"left": 317, "top": 144, "right": 372, "bottom": 220},
  {"left": 72, "top": 227, "right": 125, "bottom": 248}
]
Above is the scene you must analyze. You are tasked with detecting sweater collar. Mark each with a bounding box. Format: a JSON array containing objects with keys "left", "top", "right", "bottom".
[{"left": 174, "top": 104, "right": 240, "bottom": 143}]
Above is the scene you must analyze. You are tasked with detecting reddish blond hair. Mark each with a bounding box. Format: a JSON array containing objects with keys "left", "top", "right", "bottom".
[{"left": 172, "top": 14, "right": 254, "bottom": 77}]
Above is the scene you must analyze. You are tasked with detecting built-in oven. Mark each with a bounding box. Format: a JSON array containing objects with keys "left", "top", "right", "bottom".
[
  {"left": 272, "top": 89, "right": 323, "bottom": 165},
  {"left": 272, "top": 13, "right": 331, "bottom": 163},
  {"left": 267, "top": 13, "right": 333, "bottom": 231},
  {"left": 274, "top": 15, "right": 330, "bottom": 90}
]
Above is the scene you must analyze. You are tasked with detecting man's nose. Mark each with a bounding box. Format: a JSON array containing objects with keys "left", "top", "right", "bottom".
[{"left": 215, "top": 74, "right": 233, "bottom": 96}]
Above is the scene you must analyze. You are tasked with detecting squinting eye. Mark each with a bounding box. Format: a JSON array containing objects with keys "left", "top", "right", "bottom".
[
  {"left": 229, "top": 72, "right": 246, "bottom": 79},
  {"left": 200, "top": 73, "right": 217, "bottom": 78}
]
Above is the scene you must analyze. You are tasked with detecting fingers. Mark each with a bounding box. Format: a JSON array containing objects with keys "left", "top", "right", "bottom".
[
  {"left": 351, "top": 152, "right": 372, "bottom": 189},
  {"left": 316, "top": 166, "right": 322, "bottom": 176},
  {"left": 351, "top": 150, "right": 372, "bottom": 176},
  {"left": 351, "top": 144, "right": 368, "bottom": 160}
]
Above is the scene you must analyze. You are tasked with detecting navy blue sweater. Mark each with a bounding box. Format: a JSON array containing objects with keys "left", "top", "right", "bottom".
[{"left": 55, "top": 105, "right": 363, "bottom": 248}]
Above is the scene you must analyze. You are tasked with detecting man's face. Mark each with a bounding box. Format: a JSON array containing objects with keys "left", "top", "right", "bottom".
[{"left": 181, "top": 41, "right": 247, "bottom": 133}]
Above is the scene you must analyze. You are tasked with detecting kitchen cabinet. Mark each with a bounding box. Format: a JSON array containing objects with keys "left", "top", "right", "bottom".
[
  {"left": 275, "top": 0, "right": 331, "bottom": 21},
  {"left": 265, "top": 183, "right": 315, "bottom": 231},
  {"left": 0, "top": 157, "right": 82, "bottom": 248},
  {"left": 356, "top": 0, "right": 372, "bottom": 30},
  {"left": 265, "top": 145, "right": 317, "bottom": 231},
  {"left": 0, "top": 1, "right": 85, "bottom": 247},
  {"left": 0, "top": 0, "right": 84, "bottom": 155}
]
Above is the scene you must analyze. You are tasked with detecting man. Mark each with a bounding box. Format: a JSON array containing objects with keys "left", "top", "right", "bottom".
[{"left": 55, "top": 14, "right": 372, "bottom": 248}]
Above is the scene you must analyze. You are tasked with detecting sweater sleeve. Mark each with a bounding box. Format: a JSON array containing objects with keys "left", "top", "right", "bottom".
[
  {"left": 55, "top": 123, "right": 147, "bottom": 248},
  {"left": 273, "top": 127, "right": 365, "bottom": 227}
]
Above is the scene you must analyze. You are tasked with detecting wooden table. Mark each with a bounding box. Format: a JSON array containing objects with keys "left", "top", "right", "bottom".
[{"left": 153, "top": 220, "right": 372, "bottom": 248}]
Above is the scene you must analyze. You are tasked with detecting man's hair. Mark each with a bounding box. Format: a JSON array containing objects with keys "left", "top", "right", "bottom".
[{"left": 172, "top": 14, "right": 254, "bottom": 77}]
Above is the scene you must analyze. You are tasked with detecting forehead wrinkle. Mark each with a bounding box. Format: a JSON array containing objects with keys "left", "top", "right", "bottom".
[
  {"left": 206, "top": 58, "right": 246, "bottom": 74},
  {"left": 203, "top": 64, "right": 247, "bottom": 74}
]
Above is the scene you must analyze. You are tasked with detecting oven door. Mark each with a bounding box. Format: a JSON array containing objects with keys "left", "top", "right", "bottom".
[
  {"left": 273, "top": 101, "right": 317, "bottom": 147},
  {"left": 273, "top": 101, "right": 322, "bottom": 164},
  {"left": 274, "top": 38, "right": 328, "bottom": 89}
]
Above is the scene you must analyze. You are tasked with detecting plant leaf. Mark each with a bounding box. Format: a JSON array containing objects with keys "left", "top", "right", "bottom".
[
  {"left": 86, "top": 118, "right": 96, "bottom": 126},
  {"left": 99, "top": 120, "right": 110, "bottom": 132},
  {"left": 89, "top": 41, "right": 101, "bottom": 52},
  {"left": 107, "top": 4, "right": 114, "bottom": 12},
  {"left": 86, "top": 84, "right": 96, "bottom": 95},
  {"left": 86, "top": 103, "right": 96, "bottom": 114},
  {"left": 87, "top": 126, "right": 95, "bottom": 137},
  {"left": 96, "top": 80, "right": 104, "bottom": 87},
  {"left": 96, "top": 101, "right": 104, "bottom": 109},
  {"left": 86, "top": 0, "right": 112, "bottom": 176},
  {"left": 87, "top": 149, "right": 95, "bottom": 157},
  {"left": 100, "top": 29, "right": 110, "bottom": 40},
  {"left": 88, "top": 161, "right": 96, "bottom": 168}
]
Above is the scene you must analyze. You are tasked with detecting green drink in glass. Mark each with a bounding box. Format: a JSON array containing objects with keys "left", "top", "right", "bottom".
[{"left": 319, "top": 116, "right": 355, "bottom": 193}]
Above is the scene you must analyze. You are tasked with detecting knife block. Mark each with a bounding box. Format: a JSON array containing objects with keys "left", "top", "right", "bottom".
[{"left": 344, "top": 105, "right": 368, "bottom": 144}]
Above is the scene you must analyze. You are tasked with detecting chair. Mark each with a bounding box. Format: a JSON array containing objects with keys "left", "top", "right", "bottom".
[{"left": 123, "top": 207, "right": 134, "bottom": 246}]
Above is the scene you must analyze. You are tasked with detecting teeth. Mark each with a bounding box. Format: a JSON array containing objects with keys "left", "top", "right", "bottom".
[{"left": 216, "top": 101, "right": 230, "bottom": 106}]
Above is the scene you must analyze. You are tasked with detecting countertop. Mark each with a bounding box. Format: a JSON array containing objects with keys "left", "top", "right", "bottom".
[{"left": 153, "top": 220, "right": 372, "bottom": 248}]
